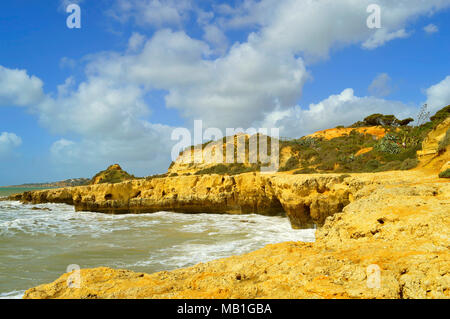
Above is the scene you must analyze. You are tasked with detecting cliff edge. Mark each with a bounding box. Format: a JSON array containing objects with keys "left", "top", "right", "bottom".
[
  {"left": 17, "top": 111, "right": 450, "bottom": 299},
  {"left": 23, "top": 169, "right": 449, "bottom": 299}
]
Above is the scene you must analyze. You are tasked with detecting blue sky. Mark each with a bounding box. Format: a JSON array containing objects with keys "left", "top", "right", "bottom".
[{"left": 0, "top": 0, "right": 449, "bottom": 185}]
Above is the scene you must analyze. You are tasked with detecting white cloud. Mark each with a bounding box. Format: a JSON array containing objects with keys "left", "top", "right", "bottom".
[
  {"left": 424, "top": 23, "right": 439, "bottom": 34},
  {"left": 258, "top": 88, "right": 417, "bottom": 138},
  {"left": 89, "top": 0, "right": 450, "bottom": 132},
  {"left": 3, "top": 1, "right": 450, "bottom": 175},
  {"left": 80, "top": 30, "right": 308, "bottom": 129},
  {"left": 425, "top": 76, "right": 450, "bottom": 113},
  {"left": 0, "top": 66, "right": 45, "bottom": 107},
  {"left": 59, "top": 57, "right": 76, "bottom": 69},
  {"left": 362, "top": 29, "right": 411, "bottom": 50},
  {"left": 127, "top": 32, "right": 146, "bottom": 52},
  {"left": 0, "top": 63, "right": 177, "bottom": 174},
  {"left": 49, "top": 122, "right": 175, "bottom": 175},
  {"left": 50, "top": 139, "right": 76, "bottom": 163},
  {"left": 202, "top": 24, "right": 229, "bottom": 55},
  {"left": 217, "top": 0, "right": 450, "bottom": 57},
  {"left": 368, "top": 73, "right": 392, "bottom": 97},
  {"left": 0, "top": 132, "right": 22, "bottom": 158},
  {"left": 109, "top": 0, "right": 193, "bottom": 27}
]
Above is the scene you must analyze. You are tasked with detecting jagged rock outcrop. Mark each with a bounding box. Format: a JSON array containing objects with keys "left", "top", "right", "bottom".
[
  {"left": 17, "top": 116, "right": 450, "bottom": 299},
  {"left": 15, "top": 173, "right": 360, "bottom": 229},
  {"left": 418, "top": 117, "right": 450, "bottom": 174},
  {"left": 90, "top": 164, "right": 135, "bottom": 185},
  {"left": 418, "top": 117, "right": 450, "bottom": 159},
  {"left": 307, "top": 126, "right": 387, "bottom": 140},
  {"left": 168, "top": 133, "right": 279, "bottom": 176},
  {"left": 22, "top": 170, "right": 450, "bottom": 299}
]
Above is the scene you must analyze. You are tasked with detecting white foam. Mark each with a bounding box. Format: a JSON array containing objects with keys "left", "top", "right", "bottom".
[
  {"left": 0, "top": 290, "right": 25, "bottom": 299},
  {"left": 0, "top": 201, "right": 315, "bottom": 294}
]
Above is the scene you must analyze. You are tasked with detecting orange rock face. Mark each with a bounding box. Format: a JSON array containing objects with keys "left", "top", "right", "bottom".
[
  {"left": 20, "top": 119, "right": 450, "bottom": 299},
  {"left": 308, "top": 126, "right": 387, "bottom": 140},
  {"left": 22, "top": 169, "right": 450, "bottom": 299},
  {"left": 355, "top": 147, "right": 374, "bottom": 157}
]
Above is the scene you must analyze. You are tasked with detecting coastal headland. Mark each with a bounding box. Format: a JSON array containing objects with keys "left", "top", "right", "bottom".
[{"left": 8, "top": 111, "right": 450, "bottom": 299}]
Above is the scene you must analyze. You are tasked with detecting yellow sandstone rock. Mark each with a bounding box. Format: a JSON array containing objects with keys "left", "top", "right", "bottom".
[
  {"left": 20, "top": 118, "right": 450, "bottom": 299},
  {"left": 307, "top": 126, "right": 387, "bottom": 140},
  {"left": 23, "top": 170, "right": 450, "bottom": 299},
  {"left": 16, "top": 173, "right": 360, "bottom": 229}
]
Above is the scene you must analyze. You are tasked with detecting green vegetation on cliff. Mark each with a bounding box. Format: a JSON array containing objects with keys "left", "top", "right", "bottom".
[
  {"left": 189, "top": 105, "right": 449, "bottom": 176},
  {"left": 90, "top": 164, "right": 136, "bottom": 185},
  {"left": 439, "top": 169, "right": 450, "bottom": 178}
]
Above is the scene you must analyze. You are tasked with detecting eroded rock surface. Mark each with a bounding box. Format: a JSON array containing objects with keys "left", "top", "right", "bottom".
[
  {"left": 14, "top": 173, "right": 362, "bottom": 229},
  {"left": 23, "top": 171, "right": 449, "bottom": 299}
]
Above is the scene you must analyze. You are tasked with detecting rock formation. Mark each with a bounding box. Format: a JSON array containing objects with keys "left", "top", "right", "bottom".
[
  {"left": 16, "top": 173, "right": 356, "bottom": 229},
  {"left": 16, "top": 113, "right": 450, "bottom": 299},
  {"left": 90, "top": 164, "right": 135, "bottom": 185},
  {"left": 306, "top": 126, "right": 387, "bottom": 140},
  {"left": 22, "top": 169, "right": 449, "bottom": 299}
]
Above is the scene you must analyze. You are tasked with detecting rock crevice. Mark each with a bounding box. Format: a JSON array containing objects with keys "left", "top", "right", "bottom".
[{"left": 13, "top": 173, "right": 362, "bottom": 229}]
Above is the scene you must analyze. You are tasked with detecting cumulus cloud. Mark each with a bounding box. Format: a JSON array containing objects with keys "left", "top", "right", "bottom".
[
  {"left": 425, "top": 76, "right": 450, "bottom": 113},
  {"left": 216, "top": 0, "right": 449, "bottom": 57},
  {"left": 3, "top": 1, "right": 450, "bottom": 175},
  {"left": 91, "top": 0, "right": 450, "bottom": 131},
  {"left": 424, "top": 23, "right": 439, "bottom": 34},
  {"left": 83, "top": 29, "right": 308, "bottom": 129},
  {"left": 362, "top": 29, "right": 411, "bottom": 50},
  {"left": 0, "top": 66, "right": 45, "bottom": 107},
  {"left": 49, "top": 123, "right": 175, "bottom": 174},
  {"left": 202, "top": 24, "right": 229, "bottom": 55},
  {"left": 0, "top": 64, "right": 177, "bottom": 174},
  {"left": 127, "top": 32, "right": 146, "bottom": 52},
  {"left": 258, "top": 88, "right": 417, "bottom": 138},
  {"left": 109, "top": 0, "right": 193, "bottom": 27},
  {"left": 368, "top": 73, "right": 392, "bottom": 97},
  {"left": 0, "top": 132, "right": 22, "bottom": 158}
]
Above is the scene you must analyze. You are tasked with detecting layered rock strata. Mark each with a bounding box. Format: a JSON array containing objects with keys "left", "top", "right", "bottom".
[
  {"left": 23, "top": 170, "right": 450, "bottom": 299},
  {"left": 14, "top": 173, "right": 360, "bottom": 229}
]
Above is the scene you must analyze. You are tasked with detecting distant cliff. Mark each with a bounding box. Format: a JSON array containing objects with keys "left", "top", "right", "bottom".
[
  {"left": 169, "top": 105, "right": 450, "bottom": 176},
  {"left": 16, "top": 109, "right": 450, "bottom": 299},
  {"left": 22, "top": 168, "right": 450, "bottom": 299},
  {"left": 3, "top": 178, "right": 89, "bottom": 189}
]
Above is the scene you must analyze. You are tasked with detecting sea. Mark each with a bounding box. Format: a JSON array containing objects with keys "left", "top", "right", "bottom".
[{"left": 0, "top": 187, "right": 315, "bottom": 299}]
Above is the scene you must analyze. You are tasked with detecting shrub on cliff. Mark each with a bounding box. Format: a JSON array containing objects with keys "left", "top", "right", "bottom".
[
  {"left": 400, "top": 158, "right": 419, "bottom": 170},
  {"left": 362, "top": 114, "right": 412, "bottom": 127},
  {"left": 439, "top": 169, "right": 450, "bottom": 178},
  {"left": 293, "top": 168, "right": 317, "bottom": 174},
  {"left": 195, "top": 163, "right": 259, "bottom": 176},
  {"left": 430, "top": 105, "right": 450, "bottom": 127},
  {"left": 90, "top": 164, "right": 135, "bottom": 185},
  {"left": 438, "top": 128, "right": 450, "bottom": 154},
  {"left": 395, "top": 118, "right": 414, "bottom": 126},
  {"left": 146, "top": 173, "right": 168, "bottom": 180},
  {"left": 374, "top": 134, "right": 401, "bottom": 154},
  {"left": 279, "top": 157, "right": 299, "bottom": 172}
]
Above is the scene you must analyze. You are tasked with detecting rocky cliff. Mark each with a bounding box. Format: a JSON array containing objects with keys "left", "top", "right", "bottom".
[
  {"left": 16, "top": 113, "right": 450, "bottom": 299},
  {"left": 10, "top": 116, "right": 450, "bottom": 231},
  {"left": 90, "top": 164, "right": 135, "bottom": 185},
  {"left": 418, "top": 117, "right": 450, "bottom": 173},
  {"left": 15, "top": 173, "right": 359, "bottom": 229},
  {"left": 22, "top": 169, "right": 449, "bottom": 299}
]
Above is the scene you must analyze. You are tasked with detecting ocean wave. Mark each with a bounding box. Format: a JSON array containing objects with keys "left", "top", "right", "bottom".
[
  {"left": 0, "top": 200, "right": 315, "bottom": 296},
  {"left": 0, "top": 290, "right": 25, "bottom": 299}
]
